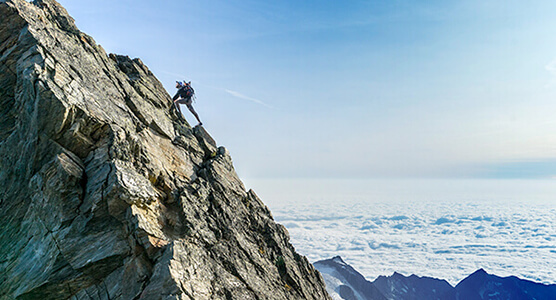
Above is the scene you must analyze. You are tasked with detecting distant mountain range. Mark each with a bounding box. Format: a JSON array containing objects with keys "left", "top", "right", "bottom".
[{"left": 314, "top": 256, "right": 556, "bottom": 300}]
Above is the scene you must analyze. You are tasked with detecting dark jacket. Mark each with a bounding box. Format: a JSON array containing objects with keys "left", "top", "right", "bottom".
[{"left": 173, "top": 85, "right": 193, "bottom": 101}]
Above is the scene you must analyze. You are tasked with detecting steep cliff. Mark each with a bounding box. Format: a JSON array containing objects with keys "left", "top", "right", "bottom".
[{"left": 0, "top": 1, "right": 331, "bottom": 299}]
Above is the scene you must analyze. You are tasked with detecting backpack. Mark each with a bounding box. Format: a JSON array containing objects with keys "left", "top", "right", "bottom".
[{"left": 182, "top": 82, "right": 195, "bottom": 100}]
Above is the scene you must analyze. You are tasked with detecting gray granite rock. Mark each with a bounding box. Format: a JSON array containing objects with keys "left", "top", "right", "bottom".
[{"left": 0, "top": 1, "right": 331, "bottom": 299}]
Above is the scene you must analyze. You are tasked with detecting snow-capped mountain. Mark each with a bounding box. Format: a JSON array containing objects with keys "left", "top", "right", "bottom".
[
  {"left": 314, "top": 256, "right": 386, "bottom": 300},
  {"left": 314, "top": 256, "right": 556, "bottom": 300}
]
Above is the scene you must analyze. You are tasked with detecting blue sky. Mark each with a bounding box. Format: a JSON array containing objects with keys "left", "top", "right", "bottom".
[{"left": 57, "top": 0, "right": 556, "bottom": 179}]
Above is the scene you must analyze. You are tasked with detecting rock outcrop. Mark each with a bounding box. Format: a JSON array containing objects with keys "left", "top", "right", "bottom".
[{"left": 0, "top": 1, "right": 331, "bottom": 299}]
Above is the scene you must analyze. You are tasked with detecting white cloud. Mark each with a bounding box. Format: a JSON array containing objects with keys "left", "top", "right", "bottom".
[
  {"left": 224, "top": 89, "right": 274, "bottom": 109},
  {"left": 250, "top": 179, "right": 556, "bottom": 286}
]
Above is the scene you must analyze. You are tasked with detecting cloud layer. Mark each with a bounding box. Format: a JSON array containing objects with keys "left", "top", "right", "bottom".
[{"left": 260, "top": 179, "right": 556, "bottom": 286}]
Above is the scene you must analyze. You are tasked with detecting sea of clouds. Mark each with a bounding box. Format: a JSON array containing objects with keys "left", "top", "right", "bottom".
[{"left": 247, "top": 179, "right": 556, "bottom": 286}]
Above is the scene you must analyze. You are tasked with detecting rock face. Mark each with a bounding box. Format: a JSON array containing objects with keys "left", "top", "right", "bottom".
[{"left": 0, "top": 1, "right": 331, "bottom": 299}]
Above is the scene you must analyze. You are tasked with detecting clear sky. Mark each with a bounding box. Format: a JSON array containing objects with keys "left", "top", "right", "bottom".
[{"left": 56, "top": 0, "right": 556, "bottom": 179}]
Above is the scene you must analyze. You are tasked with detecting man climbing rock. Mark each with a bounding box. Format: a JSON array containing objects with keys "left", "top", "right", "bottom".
[{"left": 173, "top": 81, "right": 202, "bottom": 126}]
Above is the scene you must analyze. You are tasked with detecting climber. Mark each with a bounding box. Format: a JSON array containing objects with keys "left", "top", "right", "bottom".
[{"left": 173, "top": 81, "right": 202, "bottom": 126}]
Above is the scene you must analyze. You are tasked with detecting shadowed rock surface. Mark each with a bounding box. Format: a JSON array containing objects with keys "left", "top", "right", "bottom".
[
  {"left": 372, "top": 272, "right": 453, "bottom": 300},
  {"left": 314, "top": 256, "right": 386, "bottom": 300},
  {"left": 315, "top": 257, "right": 556, "bottom": 300},
  {"left": 444, "top": 269, "right": 556, "bottom": 300},
  {"left": 0, "top": 1, "right": 331, "bottom": 299}
]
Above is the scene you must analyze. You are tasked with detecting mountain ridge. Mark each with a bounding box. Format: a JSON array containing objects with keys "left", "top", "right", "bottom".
[
  {"left": 0, "top": 0, "right": 331, "bottom": 299},
  {"left": 314, "top": 256, "right": 556, "bottom": 300}
]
